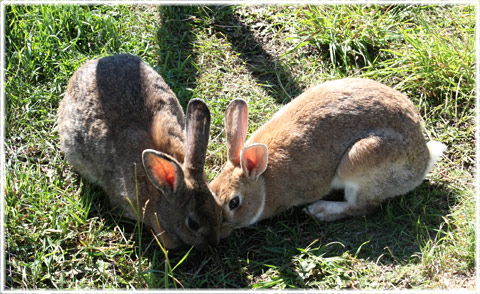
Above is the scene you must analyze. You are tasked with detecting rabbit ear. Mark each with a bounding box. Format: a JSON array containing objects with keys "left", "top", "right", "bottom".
[
  {"left": 142, "top": 149, "right": 185, "bottom": 198},
  {"left": 184, "top": 98, "right": 211, "bottom": 174},
  {"left": 225, "top": 99, "right": 248, "bottom": 166},
  {"left": 240, "top": 143, "right": 268, "bottom": 181}
]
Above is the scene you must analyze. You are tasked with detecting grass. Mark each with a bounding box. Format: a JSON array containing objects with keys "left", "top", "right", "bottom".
[{"left": 3, "top": 3, "right": 476, "bottom": 290}]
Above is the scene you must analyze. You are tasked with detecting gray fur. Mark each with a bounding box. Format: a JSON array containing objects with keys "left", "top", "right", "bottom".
[{"left": 58, "top": 54, "right": 221, "bottom": 249}]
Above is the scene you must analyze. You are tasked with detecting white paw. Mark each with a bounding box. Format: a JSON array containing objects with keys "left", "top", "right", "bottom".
[
  {"left": 303, "top": 204, "right": 328, "bottom": 221},
  {"left": 304, "top": 200, "right": 348, "bottom": 222}
]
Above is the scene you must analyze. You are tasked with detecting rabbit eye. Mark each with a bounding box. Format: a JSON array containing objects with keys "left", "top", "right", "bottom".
[
  {"left": 229, "top": 196, "right": 240, "bottom": 210},
  {"left": 186, "top": 216, "right": 200, "bottom": 231}
]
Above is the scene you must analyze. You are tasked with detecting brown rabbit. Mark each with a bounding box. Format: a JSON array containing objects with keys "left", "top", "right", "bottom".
[
  {"left": 210, "top": 78, "right": 446, "bottom": 238},
  {"left": 58, "top": 54, "right": 222, "bottom": 249}
]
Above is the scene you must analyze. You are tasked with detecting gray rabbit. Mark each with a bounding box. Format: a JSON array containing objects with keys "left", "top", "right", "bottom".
[{"left": 58, "top": 54, "right": 221, "bottom": 249}]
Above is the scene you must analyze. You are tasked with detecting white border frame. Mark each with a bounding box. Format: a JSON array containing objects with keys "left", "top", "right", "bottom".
[{"left": 0, "top": 0, "right": 478, "bottom": 293}]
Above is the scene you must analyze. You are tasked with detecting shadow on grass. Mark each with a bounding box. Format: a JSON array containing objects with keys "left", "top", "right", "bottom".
[
  {"left": 156, "top": 6, "right": 201, "bottom": 108},
  {"left": 208, "top": 6, "right": 303, "bottom": 103},
  {"left": 156, "top": 5, "right": 303, "bottom": 106}
]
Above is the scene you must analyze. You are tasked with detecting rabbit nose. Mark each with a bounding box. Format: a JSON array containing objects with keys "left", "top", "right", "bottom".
[
  {"left": 198, "top": 225, "right": 220, "bottom": 247},
  {"left": 208, "top": 234, "right": 220, "bottom": 246},
  {"left": 194, "top": 233, "right": 218, "bottom": 251},
  {"left": 200, "top": 230, "right": 219, "bottom": 247}
]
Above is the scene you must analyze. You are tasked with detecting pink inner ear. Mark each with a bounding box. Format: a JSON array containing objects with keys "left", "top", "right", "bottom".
[
  {"left": 150, "top": 156, "right": 176, "bottom": 191},
  {"left": 241, "top": 144, "right": 268, "bottom": 180},
  {"left": 245, "top": 157, "right": 257, "bottom": 174}
]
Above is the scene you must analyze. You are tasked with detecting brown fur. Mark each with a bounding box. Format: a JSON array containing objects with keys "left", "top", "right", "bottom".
[
  {"left": 58, "top": 54, "right": 221, "bottom": 249},
  {"left": 210, "top": 78, "right": 446, "bottom": 237}
]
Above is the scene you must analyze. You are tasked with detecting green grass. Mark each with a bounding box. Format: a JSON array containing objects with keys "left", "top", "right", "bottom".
[{"left": 4, "top": 4, "right": 476, "bottom": 290}]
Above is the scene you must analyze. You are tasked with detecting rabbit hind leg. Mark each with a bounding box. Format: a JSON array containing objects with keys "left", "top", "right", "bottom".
[
  {"left": 305, "top": 134, "right": 422, "bottom": 221},
  {"left": 304, "top": 180, "right": 379, "bottom": 221}
]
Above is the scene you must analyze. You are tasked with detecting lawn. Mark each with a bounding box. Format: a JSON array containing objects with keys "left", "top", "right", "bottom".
[{"left": 3, "top": 3, "right": 476, "bottom": 290}]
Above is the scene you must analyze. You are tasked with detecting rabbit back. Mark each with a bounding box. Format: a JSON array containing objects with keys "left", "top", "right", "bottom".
[
  {"left": 247, "top": 79, "right": 428, "bottom": 216},
  {"left": 59, "top": 55, "right": 184, "bottom": 185}
]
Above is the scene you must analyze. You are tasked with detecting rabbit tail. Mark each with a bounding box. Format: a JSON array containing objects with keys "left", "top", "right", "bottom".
[{"left": 424, "top": 140, "right": 447, "bottom": 178}]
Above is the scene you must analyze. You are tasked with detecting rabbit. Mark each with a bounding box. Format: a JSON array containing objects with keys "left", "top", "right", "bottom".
[
  {"left": 58, "top": 54, "right": 222, "bottom": 249},
  {"left": 210, "top": 78, "right": 447, "bottom": 238}
]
